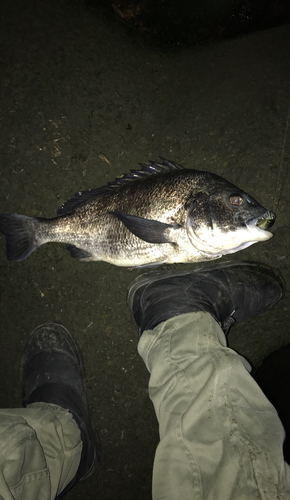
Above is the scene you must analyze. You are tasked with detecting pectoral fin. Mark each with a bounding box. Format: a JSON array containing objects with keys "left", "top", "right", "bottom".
[
  {"left": 66, "top": 244, "right": 93, "bottom": 261},
  {"left": 109, "top": 211, "right": 180, "bottom": 244}
]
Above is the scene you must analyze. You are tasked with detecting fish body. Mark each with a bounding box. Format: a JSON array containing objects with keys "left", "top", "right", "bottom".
[{"left": 0, "top": 159, "right": 275, "bottom": 267}]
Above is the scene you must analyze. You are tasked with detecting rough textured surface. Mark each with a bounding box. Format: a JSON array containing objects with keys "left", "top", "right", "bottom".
[{"left": 0, "top": 1, "right": 289, "bottom": 498}]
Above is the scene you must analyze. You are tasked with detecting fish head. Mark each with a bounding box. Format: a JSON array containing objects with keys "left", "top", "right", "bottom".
[{"left": 186, "top": 182, "right": 275, "bottom": 257}]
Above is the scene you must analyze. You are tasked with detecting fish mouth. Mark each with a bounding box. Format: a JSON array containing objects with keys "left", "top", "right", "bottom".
[{"left": 247, "top": 210, "right": 276, "bottom": 231}]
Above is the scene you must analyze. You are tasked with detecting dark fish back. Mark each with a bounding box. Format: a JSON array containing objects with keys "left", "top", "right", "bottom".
[{"left": 57, "top": 159, "right": 190, "bottom": 217}]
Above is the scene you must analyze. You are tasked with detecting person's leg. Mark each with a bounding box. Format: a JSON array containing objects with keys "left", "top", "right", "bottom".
[
  {"left": 128, "top": 261, "right": 290, "bottom": 500},
  {"left": 0, "top": 403, "right": 82, "bottom": 500},
  {"left": 0, "top": 323, "right": 98, "bottom": 500},
  {"left": 138, "top": 311, "right": 290, "bottom": 500}
]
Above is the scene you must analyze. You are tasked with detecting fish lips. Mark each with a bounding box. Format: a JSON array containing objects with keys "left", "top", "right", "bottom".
[{"left": 246, "top": 210, "right": 276, "bottom": 237}]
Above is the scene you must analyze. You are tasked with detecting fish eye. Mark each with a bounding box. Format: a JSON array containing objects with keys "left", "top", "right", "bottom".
[{"left": 229, "top": 194, "right": 244, "bottom": 206}]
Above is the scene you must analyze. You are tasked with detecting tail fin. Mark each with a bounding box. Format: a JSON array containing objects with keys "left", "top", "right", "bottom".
[{"left": 0, "top": 213, "right": 42, "bottom": 261}]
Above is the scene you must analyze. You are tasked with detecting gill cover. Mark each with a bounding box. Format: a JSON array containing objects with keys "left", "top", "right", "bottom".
[{"left": 185, "top": 191, "right": 219, "bottom": 255}]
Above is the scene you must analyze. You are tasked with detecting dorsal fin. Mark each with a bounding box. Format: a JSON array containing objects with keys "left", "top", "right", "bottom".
[{"left": 57, "top": 158, "right": 186, "bottom": 215}]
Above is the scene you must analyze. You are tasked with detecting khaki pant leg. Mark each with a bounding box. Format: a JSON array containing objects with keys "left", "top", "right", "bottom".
[
  {"left": 0, "top": 403, "right": 82, "bottom": 500},
  {"left": 138, "top": 311, "right": 290, "bottom": 500}
]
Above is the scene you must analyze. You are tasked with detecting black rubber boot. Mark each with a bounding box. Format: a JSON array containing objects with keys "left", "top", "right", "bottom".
[
  {"left": 21, "top": 323, "right": 99, "bottom": 498},
  {"left": 254, "top": 345, "right": 290, "bottom": 464},
  {"left": 127, "top": 261, "right": 285, "bottom": 335}
]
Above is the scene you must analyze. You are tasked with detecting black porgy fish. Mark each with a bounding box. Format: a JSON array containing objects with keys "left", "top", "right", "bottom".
[{"left": 0, "top": 159, "right": 275, "bottom": 267}]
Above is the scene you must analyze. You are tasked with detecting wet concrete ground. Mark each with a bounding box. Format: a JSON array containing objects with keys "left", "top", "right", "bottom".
[{"left": 0, "top": 1, "right": 290, "bottom": 498}]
